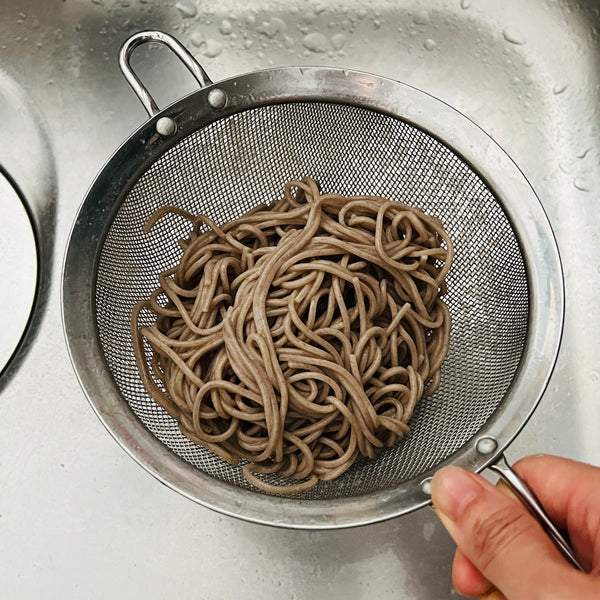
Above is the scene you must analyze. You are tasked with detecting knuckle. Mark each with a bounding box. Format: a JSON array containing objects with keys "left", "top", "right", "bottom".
[{"left": 465, "top": 503, "right": 536, "bottom": 572}]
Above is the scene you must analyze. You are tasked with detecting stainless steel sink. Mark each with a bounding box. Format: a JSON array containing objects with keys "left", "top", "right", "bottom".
[{"left": 1, "top": 1, "right": 598, "bottom": 598}]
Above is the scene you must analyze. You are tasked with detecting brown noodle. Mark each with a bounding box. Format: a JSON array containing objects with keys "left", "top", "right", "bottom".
[{"left": 131, "top": 178, "right": 453, "bottom": 493}]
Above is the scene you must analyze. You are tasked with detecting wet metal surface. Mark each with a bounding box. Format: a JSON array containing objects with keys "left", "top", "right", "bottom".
[{"left": 0, "top": 1, "right": 599, "bottom": 598}]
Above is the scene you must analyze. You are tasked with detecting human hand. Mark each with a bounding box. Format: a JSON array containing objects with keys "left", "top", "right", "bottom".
[{"left": 430, "top": 455, "right": 600, "bottom": 599}]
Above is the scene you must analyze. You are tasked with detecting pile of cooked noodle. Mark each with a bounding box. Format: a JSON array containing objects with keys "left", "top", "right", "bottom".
[{"left": 132, "top": 177, "right": 453, "bottom": 493}]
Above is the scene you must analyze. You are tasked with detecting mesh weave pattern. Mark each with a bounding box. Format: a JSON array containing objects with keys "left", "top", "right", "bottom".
[{"left": 96, "top": 102, "right": 528, "bottom": 499}]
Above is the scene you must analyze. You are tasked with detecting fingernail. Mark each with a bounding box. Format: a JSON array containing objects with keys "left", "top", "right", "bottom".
[{"left": 431, "top": 466, "right": 483, "bottom": 521}]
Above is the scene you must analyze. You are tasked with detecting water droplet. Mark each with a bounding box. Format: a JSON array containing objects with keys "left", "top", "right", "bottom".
[
  {"left": 331, "top": 32, "right": 347, "bottom": 50},
  {"left": 553, "top": 82, "right": 568, "bottom": 94},
  {"left": 219, "top": 19, "right": 233, "bottom": 35},
  {"left": 258, "top": 17, "right": 287, "bottom": 39},
  {"left": 502, "top": 28, "right": 526, "bottom": 45},
  {"left": 523, "top": 55, "right": 535, "bottom": 67},
  {"left": 302, "top": 31, "right": 328, "bottom": 53},
  {"left": 413, "top": 10, "right": 429, "bottom": 25},
  {"left": 175, "top": 1, "right": 197, "bottom": 19},
  {"left": 202, "top": 39, "right": 223, "bottom": 58},
  {"left": 573, "top": 177, "right": 590, "bottom": 191},
  {"left": 423, "top": 521, "right": 436, "bottom": 541},
  {"left": 246, "top": 14, "right": 256, "bottom": 26},
  {"left": 373, "top": 19, "right": 381, "bottom": 29},
  {"left": 190, "top": 31, "right": 203, "bottom": 47},
  {"left": 244, "top": 39, "right": 253, "bottom": 50},
  {"left": 423, "top": 38, "right": 437, "bottom": 51},
  {"left": 461, "top": 0, "right": 471, "bottom": 9},
  {"left": 257, "top": 50, "right": 264, "bottom": 58},
  {"left": 357, "top": 7, "right": 367, "bottom": 19}
]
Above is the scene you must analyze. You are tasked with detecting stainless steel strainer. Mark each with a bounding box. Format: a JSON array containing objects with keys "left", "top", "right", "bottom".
[{"left": 63, "top": 30, "right": 575, "bottom": 562}]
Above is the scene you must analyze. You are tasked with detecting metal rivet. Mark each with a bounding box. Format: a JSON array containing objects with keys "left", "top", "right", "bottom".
[
  {"left": 420, "top": 478, "right": 432, "bottom": 496},
  {"left": 208, "top": 88, "right": 227, "bottom": 109},
  {"left": 156, "top": 116, "right": 176, "bottom": 136},
  {"left": 476, "top": 436, "right": 498, "bottom": 455}
]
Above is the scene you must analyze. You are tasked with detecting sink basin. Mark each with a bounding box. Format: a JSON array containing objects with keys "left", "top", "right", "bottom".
[
  {"left": 0, "top": 169, "right": 37, "bottom": 376},
  {"left": 0, "top": 1, "right": 598, "bottom": 598},
  {"left": 0, "top": 70, "right": 55, "bottom": 386}
]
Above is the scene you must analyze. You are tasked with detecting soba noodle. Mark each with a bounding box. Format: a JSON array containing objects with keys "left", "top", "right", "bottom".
[{"left": 131, "top": 178, "right": 453, "bottom": 493}]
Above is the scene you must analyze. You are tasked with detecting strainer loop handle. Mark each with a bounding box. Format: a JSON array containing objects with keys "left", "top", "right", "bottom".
[
  {"left": 118, "top": 30, "right": 213, "bottom": 117},
  {"left": 489, "top": 454, "right": 584, "bottom": 571}
]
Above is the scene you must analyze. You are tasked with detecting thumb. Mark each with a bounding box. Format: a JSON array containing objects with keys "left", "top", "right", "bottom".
[{"left": 431, "top": 466, "right": 588, "bottom": 600}]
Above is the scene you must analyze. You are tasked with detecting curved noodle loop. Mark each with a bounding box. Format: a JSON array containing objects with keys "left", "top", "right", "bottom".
[{"left": 132, "top": 178, "right": 453, "bottom": 493}]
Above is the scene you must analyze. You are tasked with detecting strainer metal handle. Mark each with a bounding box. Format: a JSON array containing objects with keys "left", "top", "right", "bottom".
[
  {"left": 490, "top": 454, "right": 584, "bottom": 571},
  {"left": 118, "top": 30, "right": 213, "bottom": 117}
]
